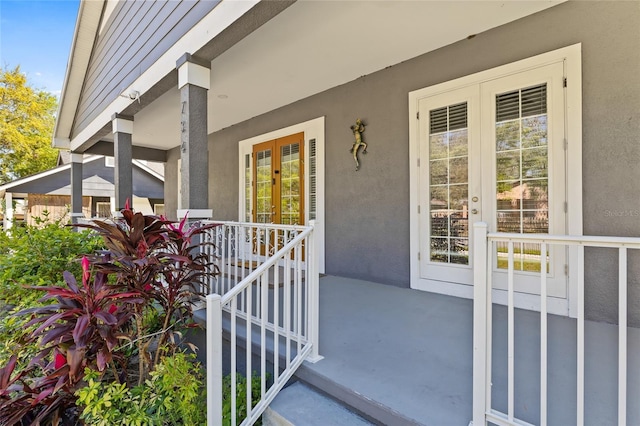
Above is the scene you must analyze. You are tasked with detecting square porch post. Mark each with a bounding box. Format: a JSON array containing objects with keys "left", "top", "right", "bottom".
[
  {"left": 112, "top": 114, "right": 134, "bottom": 212},
  {"left": 70, "top": 152, "right": 84, "bottom": 224},
  {"left": 176, "top": 53, "right": 211, "bottom": 217}
]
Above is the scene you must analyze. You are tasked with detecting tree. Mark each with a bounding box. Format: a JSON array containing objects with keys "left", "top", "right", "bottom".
[{"left": 0, "top": 66, "right": 58, "bottom": 184}]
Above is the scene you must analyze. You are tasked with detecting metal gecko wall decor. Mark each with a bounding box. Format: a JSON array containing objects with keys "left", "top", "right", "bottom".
[{"left": 349, "top": 118, "right": 368, "bottom": 171}]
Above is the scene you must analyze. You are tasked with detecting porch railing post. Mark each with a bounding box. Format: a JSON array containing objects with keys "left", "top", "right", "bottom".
[
  {"left": 307, "top": 220, "right": 323, "bottom": 363},
  {"left": 206, "top": 293, "right": 223, "bottom": 426},
  {"left": 472, "top": 222, "right": 489, "bottom": 426}
]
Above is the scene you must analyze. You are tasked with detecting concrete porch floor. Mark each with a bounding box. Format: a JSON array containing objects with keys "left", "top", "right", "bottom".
[{"left": 299, "top": 275, "right": 640, "bottom": 425}]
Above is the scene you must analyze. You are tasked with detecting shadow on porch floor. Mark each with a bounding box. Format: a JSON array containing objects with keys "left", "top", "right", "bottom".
[{"left": 297, "top": 275, "right": 640, "bottom": 425}]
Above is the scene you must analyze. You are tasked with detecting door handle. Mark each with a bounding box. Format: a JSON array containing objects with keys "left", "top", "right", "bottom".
[{"left": 471, "top": 209, "right": 478, "bottom": 214}]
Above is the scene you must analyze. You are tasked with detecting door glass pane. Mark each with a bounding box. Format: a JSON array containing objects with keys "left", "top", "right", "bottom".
[
  {"left": 280, "top": 143, "right": 301, "bottom": 225},
  {"left": 244, "top": 154, "right": 251, "bottom": 222},
  {"left": 429, "top": 103, "right": 469, "bottom": 265},
  {"left": 495, "top": 84, "right": 549, "bottom": 272},
  {"left": 255, "top": 149, "right": 272, "bottom": 223}
]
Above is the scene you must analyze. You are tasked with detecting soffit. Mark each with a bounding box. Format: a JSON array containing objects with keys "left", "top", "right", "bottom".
[{"left": 108, "top": 0, "right": 565, "bottom": 150}]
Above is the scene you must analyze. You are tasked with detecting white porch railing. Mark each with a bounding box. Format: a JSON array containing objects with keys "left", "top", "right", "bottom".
[
  {"left": 472, "top": 222, "right": 640, "bottom": 426},
  {"left": 201, "top": 221, "right": 322, "bottom": 426}
]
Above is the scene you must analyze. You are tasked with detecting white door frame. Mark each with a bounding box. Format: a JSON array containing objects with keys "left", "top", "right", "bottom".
[
  {"left": 409, "top": 44, "right": 582, "bottom": 316},
  {"left": 238, "top": 117, "right": 326, "bottom": 274}
]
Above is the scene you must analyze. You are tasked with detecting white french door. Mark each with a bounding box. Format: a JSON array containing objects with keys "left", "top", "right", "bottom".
[{"left": 418, "top": 62, "right": 567, "bottom": 297}]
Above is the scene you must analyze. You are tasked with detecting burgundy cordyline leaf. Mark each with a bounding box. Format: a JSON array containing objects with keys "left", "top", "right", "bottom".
[
  {"left": 31, "top": 312, "right": 69, "bottom": 337},
  {"left": 67, "top": 347, "right": 84, "bottom": 381},
  {"left": 136, "top": 239, "right": 149, "bottom": 258},
  {"left": 40, "top": 326, "right": 74, "bottom": 347},
  {"left": 93, "top": 310, "right": 117, "bottom": 326},
  {"left": 72, "top": 315, "right": 90, "bottom": 347},
  {"left": 0, "top": 356, "right": 18, "bottom": 389},
  {"left": 96, "top": 350, "right": 112, "bottom": 372},
  {"left": 63, "top": 270, "right": 79, "bottom": 293},
  {"left": 53, "top": 375, "right": 66, "bottom": 394},
  {"left": 34, "top": 387, "right": 53, "bottom": 404}
]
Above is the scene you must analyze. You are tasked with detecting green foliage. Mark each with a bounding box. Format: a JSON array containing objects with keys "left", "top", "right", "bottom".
[
  {"left": 222, "top": 373, "right": 266, "bottom": 426},
  {"left": 0, "top": 65, "right": 59, "bottom": 184},
  {"left": 0, "top": 209, "right": 219, "bottom": 424},
  {"left": 0, "top": 305, "right": 39, "bottom": 371},
  {"left": 0, "top": 216, "right": 103, "bottom": 306},
  {"left": 76, "top": 352, "right": 206, "bottom": 426},
  {"left": 0, "top": 217, "right": 103, "bottom": 373}
]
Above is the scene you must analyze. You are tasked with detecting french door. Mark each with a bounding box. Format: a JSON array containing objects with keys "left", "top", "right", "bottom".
[
  {"left": 418, "top": 62, "right": 567, "bottom": 297},
  {"left": 252, "top": 132, "right": 305, "bottom": 225}
]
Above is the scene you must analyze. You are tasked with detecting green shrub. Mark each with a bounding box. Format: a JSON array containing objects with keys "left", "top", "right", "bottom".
[
  {"left": 0, "top": 215, "right": 103, "bottom": 306},
  {"left": 223, "top": 372, "right": 266, "bottom": 426},
  {"left": 0, "top": 216, "right": 103, "bottom": 369},
  {"left": 76, "top": 352, "right": 207, "bottom": 426}
]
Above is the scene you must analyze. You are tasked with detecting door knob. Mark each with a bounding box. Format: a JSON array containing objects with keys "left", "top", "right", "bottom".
[
  {"left": 471, "top": 209, "right": 478, "bottom": 214},
  {"left": 472, "top": 196, "right": 479, "bottom": 202}
]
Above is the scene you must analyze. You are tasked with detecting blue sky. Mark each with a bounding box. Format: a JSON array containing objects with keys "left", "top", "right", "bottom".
[{"left": 0, "top": 0, "right": 80, "bottom": 96}]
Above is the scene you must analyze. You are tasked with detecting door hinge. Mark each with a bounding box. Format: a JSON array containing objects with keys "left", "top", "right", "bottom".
[
  {"left": 417, "top": 112, "right": 420, "bottom": 120},
  {"left": 418, "top": 205, "right": 421, "bottom": 214},
  {"left": 417, "top": 158, "right": 420, "bottom": 167},
  {"left": 564, "top": 202, "right": 568, "bottom": 213},
  {"left": 564, "top": 264, "right": 569, "bottom": 275},
  {"left": 564, "top": 138, "right": 568, "bottom": 150},
  {"left": 418, "top": 252, "right": 421, "bottom": 260},
  {"left": 563, "top": 77, "right": 567, "bottom": 88}
]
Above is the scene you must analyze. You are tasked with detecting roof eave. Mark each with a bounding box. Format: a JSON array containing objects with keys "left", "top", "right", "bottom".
[{"left": 53, "top": 0, "right": 105, "bottom": 149}]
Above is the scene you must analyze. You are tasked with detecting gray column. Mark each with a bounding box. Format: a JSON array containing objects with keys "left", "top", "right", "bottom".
[
  {"left": 112, "top": 114, "right": 134, "bottom": 211},
  {"left": 70, "top": 152, "right": 84, "bottom": 224},
  {"left": 177, "top": 53, "right": 210, "bottom": 214}
]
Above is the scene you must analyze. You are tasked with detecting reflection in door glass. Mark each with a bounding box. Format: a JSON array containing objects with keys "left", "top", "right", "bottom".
[
  {"left": 429, "top": 102, "right": 469, "bottom": 265},
  {"left": 280, "top": 143, "right": 301, "bottom": 225},
  {"left": 255, "top": 149, "right": 272, "bottom": 223},
  {"left": 495, "top": 84, "right": 549, "bottom": 272},
  {"left": 245, "top": 154, "right": 251, "bottom": 222}
]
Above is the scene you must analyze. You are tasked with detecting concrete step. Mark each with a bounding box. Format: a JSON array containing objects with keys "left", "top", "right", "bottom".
[
  {"left": 294, "top": 365, "right": 423, "bottom": 426},
  {"left": 263, "top": 381, "right": 374, "bottom": 426}
]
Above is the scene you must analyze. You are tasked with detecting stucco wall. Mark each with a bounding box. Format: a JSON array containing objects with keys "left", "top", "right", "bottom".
[{"left": 165, "top": 1, "right": 640, "bottom": 323}]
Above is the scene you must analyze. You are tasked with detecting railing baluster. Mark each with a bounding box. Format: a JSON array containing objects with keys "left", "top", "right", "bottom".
[
  {"left": 619, "top": 247, "right": 627, "bottom": 426},
  {"left": 577, "top": 245, "right": 585, "bottom": 426},
  {"left": 206, "top": 294, "right": 223, "bottom": 426},
  {"left": 296, "top": 243, "right": 303, "bottom": 354},
  {"left": 486, "top": 239, "right": 493, "bottom": 418},
  {"left": 274, "top": 257, "right": 280, "bottom": 383},
  {"left": 246, "top": 281, "right": 252, "bottom": 420},
  {"left": 231, "top": 297, "right": 237, "bottom": 426},
  {"left": 540, "top": 242, "right": 548, "bottom": 426},
  {"left": 285, "top": 254, "right": 291, "bottom": 369},
  {"left": 261, "top": 271, "right": 268, "bottom": 400},
  {"left": 507, "top": 240, "right": 514, "bottom": 422}
]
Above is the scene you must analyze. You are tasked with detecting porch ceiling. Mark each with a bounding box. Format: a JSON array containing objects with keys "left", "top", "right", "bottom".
[{"left": 108, "top": 0, "right": 564, "bottom": 151}]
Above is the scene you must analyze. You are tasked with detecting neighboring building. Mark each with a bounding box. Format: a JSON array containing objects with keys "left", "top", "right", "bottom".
[
  {"left": 52, "top": 1, "right": 639, "bottom": 424},
  {"left": 0, "top": 154, "right": 164, "bottom": 230}
]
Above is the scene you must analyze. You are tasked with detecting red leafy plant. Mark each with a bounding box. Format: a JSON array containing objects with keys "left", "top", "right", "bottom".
[
  {"left": 0, "top": 207, "right": 219, "bottom": 424},
  {"left": 0, "top": 255, "right": 142, "bottom": 425},
  {"left": 81, "top": 207, "right": 219, "bottom": 382}
]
